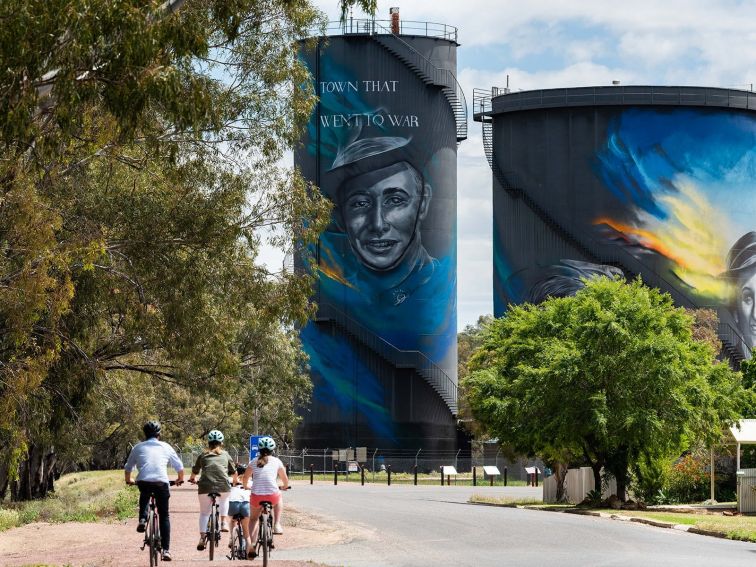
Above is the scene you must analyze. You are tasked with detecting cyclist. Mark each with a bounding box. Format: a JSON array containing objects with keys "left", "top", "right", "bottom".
[
  {"left": 242, "top": 436, "right": 289, "bottom": 559},
  {"left": 124, "top": 420, "right": 184, "bottom": 562},
  {"left": 227, "top": 463, "right": 253, "bottom": 552},
  {"left": 189, "top": 429, "right": 237, "bottom": 551}
]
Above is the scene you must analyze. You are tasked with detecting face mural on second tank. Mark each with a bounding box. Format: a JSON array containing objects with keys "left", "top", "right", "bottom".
[{"left": 494, "top": 107, "right": 756, "bottom": 358}]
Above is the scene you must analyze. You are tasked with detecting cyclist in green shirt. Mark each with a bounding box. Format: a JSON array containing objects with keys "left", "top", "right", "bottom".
[{"left": 189, "top": 430, "right": 237, "bottom": 551}]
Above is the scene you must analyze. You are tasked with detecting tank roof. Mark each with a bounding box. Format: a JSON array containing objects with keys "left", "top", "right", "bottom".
[{"left": 474, "top": 85, "right": 756, "bottom": 119}]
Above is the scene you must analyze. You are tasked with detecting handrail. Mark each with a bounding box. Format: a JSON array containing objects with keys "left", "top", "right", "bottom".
[
  {"left": 370, "top": 20, "right": 467, "bottom": 141},
  {"left": 315, "top": 300, "right": 458, "bottom": 414},
  {"left": 481, "top": 85, "right": 756, "bottom": 115},
  {"left": 320, "top": 19, "right": 458, "bottom": 42}
]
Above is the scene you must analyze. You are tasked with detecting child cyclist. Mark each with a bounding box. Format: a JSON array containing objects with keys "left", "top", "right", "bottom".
[
  {"left": 227, "top": 463, "right": 252, "bottom": 551},
  {"left": 188, "top": 430, "right": 237, "bottom": 551},
  {"left": 242, "top": 436, "right": 289, "bottom": 559}
]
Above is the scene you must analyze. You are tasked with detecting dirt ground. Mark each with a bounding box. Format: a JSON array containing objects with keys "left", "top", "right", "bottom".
[{"left": 0, "top": 482, "right": 343, "bottom": 567}]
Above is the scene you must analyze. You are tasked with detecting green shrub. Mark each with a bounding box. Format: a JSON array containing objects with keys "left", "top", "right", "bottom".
[
  {"left": 0, "top": 508, "right": 20, "bottom": 531},
  {"left": 666, "top": 454, "right": 709, "bottom": 503}
]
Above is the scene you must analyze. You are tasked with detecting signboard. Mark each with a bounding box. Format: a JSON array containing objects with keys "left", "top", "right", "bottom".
[
  {"left": 356, "top": 447, "right": 367, "bottom": 462},
  {"left": 441, "top": 466, "right": 458, "bottom": 475},
  {"left": 524, "top": 466, "right": 541, "bottom": 475},
  {"left": 347, "top": 461, "right": 360, "bottom": 473},
  {"left": 483, "top": 466, "right": 500, "bottom": 476},
  {"left": 249, "top": 435, "right": 265, "bottom": 462}
]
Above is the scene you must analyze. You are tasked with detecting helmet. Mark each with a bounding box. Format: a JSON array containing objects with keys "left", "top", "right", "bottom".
[
  {"left": 143, "top": 420, "right": 161, "bottom": 438},
  {"left": 208, "top": 430, "right": 224, "bottom": 443},
  {"left": 257, "top": 436, "right": 276, "bottom": 451},
  {"left": 235, "top": 463, "right": 247, "bottom": 476}
]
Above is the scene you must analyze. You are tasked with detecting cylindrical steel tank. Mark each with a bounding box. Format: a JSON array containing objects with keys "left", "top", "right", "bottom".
[
  {"left": 480, "top": 86, "right": 756, "bottom": 362},
  {"left": 294, "top": 20, "right": 465, "bottom": 451}
]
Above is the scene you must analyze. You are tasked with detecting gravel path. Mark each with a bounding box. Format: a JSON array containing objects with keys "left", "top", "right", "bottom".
[{"left": 0, "top": 481, "right": 336, "bottom": 566}]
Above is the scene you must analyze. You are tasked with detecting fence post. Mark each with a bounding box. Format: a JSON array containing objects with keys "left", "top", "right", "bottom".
[
  {"left": 361, "top": 465, "right": 365, "bottom": 486},
  {"left": 309, "top": 463, "right": 314, "bottom": 485},
  {"left": 387, "top": 465, "right": 392, "bottom": 486},
  {"left": 535, "top": 469, "right": 539, "bottom": 487},
  {"left": 333, "top": 463, "right": 338, "bottom": 485},
  {"left": 441, "top": 468, "right": 445, "bottom": 486},
  {"left": 504, "top": 466, "right": 508, "bottom": 487},
  {"left": 413, "top": 465, "right": 418, "bottom": 486},
  {"left": 473, "top": 466, "right": 477, "bottom": 487}
]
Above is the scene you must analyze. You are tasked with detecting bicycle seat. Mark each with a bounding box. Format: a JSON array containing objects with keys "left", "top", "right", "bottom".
[
  {"left": 232, "top": 513, "right": 245, "bottom": 520},
  {"left": 208, "top": 492, "right": 221, "bottom": 498},
  {"left": 260, "top": 500, "right": 273, "bottom": 507}
]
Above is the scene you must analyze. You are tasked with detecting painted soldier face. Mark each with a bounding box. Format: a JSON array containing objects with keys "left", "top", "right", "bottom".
[
  {"left": 735, "top": 269, "right": 756, "bottom": 349},
  {"left": 340, "top": 162, "right": 429, "bottom": 271}
]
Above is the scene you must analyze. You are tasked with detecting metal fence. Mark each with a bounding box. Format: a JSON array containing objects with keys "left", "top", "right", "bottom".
[{"left": 178, "top": 446, "right": 543, "bottom": 480}]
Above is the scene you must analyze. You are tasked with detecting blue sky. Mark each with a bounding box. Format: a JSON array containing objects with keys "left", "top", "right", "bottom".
[{"left": 290, "top": 0, "right": 756, "bottom": 329}]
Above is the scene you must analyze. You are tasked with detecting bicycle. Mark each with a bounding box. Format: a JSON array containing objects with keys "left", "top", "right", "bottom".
[
  {"left": 188, "top": 480, "right": 222, "bottom": 561},
  {"left": 128, "top": 479, "right": 180, "bottom": 566},
  {"left": 226, "top": 512, "right": 247, "bottom": 560},
  {"left": 254, "top": 487, "right": 291, "bottom": 567}
]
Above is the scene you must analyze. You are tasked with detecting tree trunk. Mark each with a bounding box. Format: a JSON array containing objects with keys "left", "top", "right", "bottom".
[
  {"left": 0, "top": 459, "right": 9, "bottom": 501},
  {"left": 554, "top": 462, "right": 568, "bottom": 502},
  {"left": 591, "top": 462, "right": 602, "bottom": 493},
  {"left": 10, "top": 444, "right": 57, "bottom": 501}
]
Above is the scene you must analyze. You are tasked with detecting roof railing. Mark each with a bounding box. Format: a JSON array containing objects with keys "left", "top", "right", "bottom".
[{"left": 318, "top": 18, "right": 458, "bottom": 42}]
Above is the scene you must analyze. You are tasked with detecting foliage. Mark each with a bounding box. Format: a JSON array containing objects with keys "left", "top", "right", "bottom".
[
  {"left": 463, "top": 277, "right": 746, "bottom": 501},
  {"left": 0, "top": 0, "right": 339, "bottom": 499},
  {"left": 666, "top": 454, "right": 710, "bottom": 503}
]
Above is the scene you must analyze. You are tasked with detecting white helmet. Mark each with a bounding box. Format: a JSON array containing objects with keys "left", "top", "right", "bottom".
[
  {"left": 257, "top": 436, "right": 276, "bottom": 451},
  {"left": 208, "top": 430, "right": 224, "bottom": 443}
]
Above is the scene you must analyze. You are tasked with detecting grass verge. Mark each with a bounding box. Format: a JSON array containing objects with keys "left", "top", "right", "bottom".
[
  {"left": 0, "top": 470, "right": 138, "bottom": 532},
  {"left": 608, "top": 510, "right": 756, "bottom": 542},
  {"left": 469, "top": 493, "right": 548, "bottom": 507}
]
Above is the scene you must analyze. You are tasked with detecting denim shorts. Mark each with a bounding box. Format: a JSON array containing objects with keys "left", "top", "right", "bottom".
[{"left": 228, "top": 501, "right": 250, "bottom": 518}]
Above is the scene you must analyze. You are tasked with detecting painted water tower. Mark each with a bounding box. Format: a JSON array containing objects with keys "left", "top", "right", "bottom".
[{"left": 295, "top": 12, "right": 466, "bottom": 451}]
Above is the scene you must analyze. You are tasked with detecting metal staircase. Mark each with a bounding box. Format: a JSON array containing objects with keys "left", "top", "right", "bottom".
[
  {"left": 369, "top": 20, "right": 467, "bottom": 142},
  {"left": 315, "top": 300, "right": 458, "bottom": 415},
  {"left": 473, "top": 87, "right": 749, "bottom": 365}
]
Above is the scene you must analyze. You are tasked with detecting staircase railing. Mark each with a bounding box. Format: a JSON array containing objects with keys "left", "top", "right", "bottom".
[
  {"left": 369, "top": 20, "right": 467, "bottom": 142},
  {"left": 474, "top": 86, "right": 750, "bottom": 364},
  {"left": 315, "top": 300, "right": 458, "bottom": 415}
]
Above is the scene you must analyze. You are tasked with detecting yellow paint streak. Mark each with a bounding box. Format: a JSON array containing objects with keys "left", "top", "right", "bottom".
[
  {"left": 595, "top": 178, "right": 732, "bottom": 300},
  {"left": 318, "top": 247, "right": 357, "bottom": 290}
]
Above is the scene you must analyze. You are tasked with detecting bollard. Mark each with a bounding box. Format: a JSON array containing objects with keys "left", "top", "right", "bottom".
[
  {"left": 441, "top": 469, "right": 445, "bottom": 486},
  {"left": 333, "top": 463, "right": 338, "bottom": 486},
  {"left": 310, "top": 463, "right": 314, "bottom": 485},
  {"left": 473, "top": 467, "right": 477, "bottom": 487},
  {"left": 504, "top": 466, "right": 508, "bottom": 487},
  {"left": 535, "top": 470, "right": 539, "bottom": 487},
  {"left": 387, "top": 465, "right": 392, "bottom": 486},
  {"left": 414, "top": 465, "right": 418, "bottom": 486},
  {"left": 361, "top": 465, "right": 365, "bottom": 486},
  {"left": 490, "top": 472, "right": 494, "bottom": 487},
  {"left": 447, "top": 473, "right": 451, "bottom": 486}
]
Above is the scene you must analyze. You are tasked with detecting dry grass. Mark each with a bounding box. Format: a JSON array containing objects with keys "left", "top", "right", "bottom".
[{"left": 0, "top": 470, "right": 138, "bottom": 532}]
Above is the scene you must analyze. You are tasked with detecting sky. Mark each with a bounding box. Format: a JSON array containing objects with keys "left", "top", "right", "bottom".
[{"left": 271, "top": 0, "right": 756, "bottom": 330}]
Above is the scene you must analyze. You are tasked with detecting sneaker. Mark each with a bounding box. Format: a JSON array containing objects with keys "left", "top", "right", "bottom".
[
  {"left": 197, "top": 534, "right": 207, "bottom": 551},
  {"left": 248, "top": 549, "right": 258, "bottom": 559},
  {"left": 274, "top": 523, "right": 284, "bottom": 535},
  {"left": 221, "top": 521, "right": 229, "bottom": 532},
  {"left": 162, "top": 550, "right": 172, "bottom": 562},
  {"left": 136, "top": 520, "right": 147, "bottom": 533}
]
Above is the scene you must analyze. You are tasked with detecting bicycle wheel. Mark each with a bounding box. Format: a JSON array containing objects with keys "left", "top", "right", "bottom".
[
  {"left": 259, "top": 516, "right": 269, "bottom": 567},
  {"left": 149, "top": 509, "right": 159, "bottom": 567},
  {"left": 236, "top": 523, "right": 246, "bottom": 560},
  {"left": 207, "top": 508, "right": 215, "bottom": 561}
]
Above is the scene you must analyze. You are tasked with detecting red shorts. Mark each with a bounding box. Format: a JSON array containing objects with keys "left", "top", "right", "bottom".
[{"left": 251, "top": 492, "right": 281, "bottom": 508}]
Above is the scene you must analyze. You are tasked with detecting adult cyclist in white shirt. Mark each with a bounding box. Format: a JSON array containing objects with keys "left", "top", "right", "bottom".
[
  {"left": 124, "top": 420, "right": 184, "bottom": 562},
  {"left": 242, "top": 436, "right": 289, "bottom": 560}
]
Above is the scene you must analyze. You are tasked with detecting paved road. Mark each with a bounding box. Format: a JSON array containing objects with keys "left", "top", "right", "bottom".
[{"left": 279, "top": 483, "right": 756, "bottom": 567}]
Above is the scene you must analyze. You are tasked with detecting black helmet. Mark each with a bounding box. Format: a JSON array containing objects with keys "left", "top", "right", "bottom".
[
  {"left": 143, "top": 420, "right": 161, "bottom": 438},
  {"left": 236, "top": 463, "right": 247, "bottom": 476}
]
